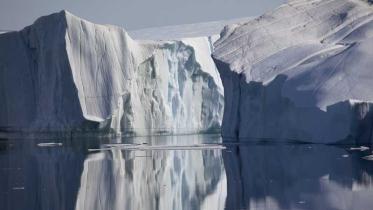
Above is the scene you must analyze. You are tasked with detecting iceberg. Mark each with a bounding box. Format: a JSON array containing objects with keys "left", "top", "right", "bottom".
[
  {"left": 213, "top": 0, "right": 373, "bottom": 144},
  {"left": 0, "top": 11, "right": 225, "bottom": 137}
]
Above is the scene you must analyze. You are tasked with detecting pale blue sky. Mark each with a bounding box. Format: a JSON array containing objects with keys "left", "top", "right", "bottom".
[{"left": 0, "top": 0, "right": 285, "bottom": 31}]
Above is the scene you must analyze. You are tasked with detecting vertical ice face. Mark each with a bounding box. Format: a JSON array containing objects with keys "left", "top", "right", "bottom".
[
  {"left": 213, "top": 0, "right": 373, "bottom": 144},
  {"left": 119, "top": 38, "right": 224, "bottom": 136},
  {"left": 0, "top": 11, "right": 224, "bottom": 136},
  {"left": 0, "top": 11, "right": 85, "bottom": 131}
]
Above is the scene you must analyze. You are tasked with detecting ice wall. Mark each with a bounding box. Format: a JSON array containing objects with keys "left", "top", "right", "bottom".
[
  {"left": 213, "top": 0, "right": 373, "bottom": 144},
  {"left": 0, "top": 11, "right": 224, "bottom": 136}
]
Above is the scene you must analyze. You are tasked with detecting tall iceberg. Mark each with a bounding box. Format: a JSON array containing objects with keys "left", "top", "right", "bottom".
[
  {"left": 0, "top": 11, "right": 224, "bottom": 137},
  {"left": 213, "top": 0, "right": 373, "bottom": 144}
]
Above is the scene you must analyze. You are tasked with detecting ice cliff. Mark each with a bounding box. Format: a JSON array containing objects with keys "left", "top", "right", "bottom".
[
  {"left": 0, "top": 11, "right": 224, "bottom": 136},
  {"left": 213, "top": 0, "right": 373, "bottom": 144}
]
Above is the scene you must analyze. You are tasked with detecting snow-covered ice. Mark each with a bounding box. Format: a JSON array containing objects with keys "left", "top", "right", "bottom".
[
  {"left": 213, "top": 0, "right": 373, "bottom": 144},
  {"left": 0, "top": 11, "right": 226, "bottom": 136}
]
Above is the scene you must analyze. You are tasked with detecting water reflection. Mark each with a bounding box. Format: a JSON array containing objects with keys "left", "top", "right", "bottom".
[
  {"left": 0, "top": 138, "right": 93, "bottom": 210},
  {"left": 223, "top": 143, "right": 373, "bottom": 210},
  {"left": 1, "top": 136, "right": 373, "bottom": 210},
  {"left": 0, "top": 135, "right": 226, "bottom": 210},
  {"left": 75, "top": 135, "right": 226, "bottom": 210}
]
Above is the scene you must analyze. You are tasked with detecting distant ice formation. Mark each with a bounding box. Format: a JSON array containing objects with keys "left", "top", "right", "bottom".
[
  {"left": 213, "top": 0, "right": 373, "bottom": 144},
  {"left": 129, "top": 17, "right": 251, "bottom": 41},
  {"left": 0, "top": 11, "right": 224, "bottom": 136}
]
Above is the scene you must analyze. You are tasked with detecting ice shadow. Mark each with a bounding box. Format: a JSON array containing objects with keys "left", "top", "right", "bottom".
[{"left": 222, "top": 72, "right": 373, "bottom": 145}]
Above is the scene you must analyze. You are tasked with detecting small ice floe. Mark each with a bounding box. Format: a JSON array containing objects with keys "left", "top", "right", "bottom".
[
  {"left": 102, "top": 143, "right": 139, "bottom": 148},
  {"left": 89, "top": 144, "right": 226, "bottom": 152},
  {"left": 12, "top": 186, "right": 25, "bottom": 190},
  {"left": 37, "top": 142, "right": 63, "bottom": 147},
  {"left": 350, "top": 146, "right": 370, "bottom": 152},
  {"left": 89, "top": 144, "right": 141, "bottom": 152},
  {"left": 362, "top": 155, "right": 373, "bottom": 161},
  {"left": 320, "top": 174, "right": 330, "bottom": 180},
  {"left": 135, "top": 155, "right": 152, "bottom": 158},
  {"left": 143, "top": 144, "right": 226, "bottom": 151}
]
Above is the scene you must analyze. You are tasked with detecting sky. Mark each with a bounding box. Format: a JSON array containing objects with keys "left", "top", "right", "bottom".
[{"left": 0, "top": 0, "right": 285, "bottom": 31}]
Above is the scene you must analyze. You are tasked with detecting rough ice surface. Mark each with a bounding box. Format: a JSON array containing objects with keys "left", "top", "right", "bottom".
[
  {"left": 213, "top": 0, "right": 373, "bottom": 144},
  {"left": 0, "top": 11, "right": 224, "bottom": 136}
]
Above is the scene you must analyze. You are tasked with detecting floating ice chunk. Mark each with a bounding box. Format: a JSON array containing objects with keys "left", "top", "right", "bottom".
[
  {"left": 362, "top": 155, "right": 373, "bottom": 161},
  {"left": 12, "top": 186, "right": 25, "bottom": 190},
  {"left": 88, "top": 144, "right": 225, "bottom": 152},
  {"left": 37, "top": 142, "right": 63, "bottom": 147},
  {"left": 350, "top": 146, "right": 370, "bottom": 152}
]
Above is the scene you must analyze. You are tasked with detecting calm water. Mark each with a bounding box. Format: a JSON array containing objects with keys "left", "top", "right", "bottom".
[{"left": 0, "top": 134, "right": 373, "bottom": 210}]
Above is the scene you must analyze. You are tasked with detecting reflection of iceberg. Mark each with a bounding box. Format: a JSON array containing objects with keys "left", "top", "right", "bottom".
[
  {"left": 75, "top": 135, "right": 226, "bottom": 210},
  {"left": 0, "top": 135, "right": 226, "bottom": 210},
  {"left": 223, "top": 143, "right": 373, "bottom": 210}
]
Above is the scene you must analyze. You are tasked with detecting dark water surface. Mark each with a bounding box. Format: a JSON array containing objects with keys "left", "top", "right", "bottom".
[{"left": 1, "top": 134, "right": 373, "bottom": 210}]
